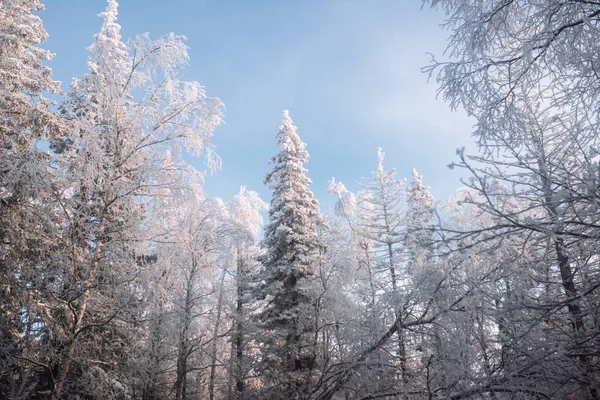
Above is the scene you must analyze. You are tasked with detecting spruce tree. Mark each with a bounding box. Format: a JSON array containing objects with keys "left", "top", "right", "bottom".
[
  {"left": 405, "top": 168, "right": 434, "bottom": 269},
  {"left": 257, "top": 110, "right": 322, "bottom": 398},
  {"left": 0, "top": 0, "right": 63, "bottom": 396}
]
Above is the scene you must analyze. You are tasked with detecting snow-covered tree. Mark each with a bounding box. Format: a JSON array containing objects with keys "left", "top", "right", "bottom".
[
  {"left": 255, "top": 110, "right": 322, "bottom": 398},
  {"left": 327, "top": 178, "right": 381, "bottom": 336},
  {"left": 227, "top": 187, "right": 267, "bottom": 399},
  {"left": 174, "top": 197, "right": 227, "bottom": 400},
  {"left": 358, "top": 148, "right": 405, "bottom": 295},
  {"left": 328, "top": 150, "right": 430, "bottom": 397},
  {"left": 131, "top": 184, "right": 267, "bottom": 400},
  {"left": 405, "top": 169, "right": 434, "bottom": 269},
  {"left": 358, "top": 148, "right": 412, "bottom": 390},
  {"left": 426, "top": 1, "right": 600, "bottom": 397},
  {"left": 0, "top": 0, "right": 64, "bottom": 397},
  {"left": 0, "top": 0, "right": 61, "bottom": 145},
  {"left": 43, "top": 1, "right": 223, "bottom": 397},
  {"left": 424, "top": 0, "right": 600, "bottom": 150}
]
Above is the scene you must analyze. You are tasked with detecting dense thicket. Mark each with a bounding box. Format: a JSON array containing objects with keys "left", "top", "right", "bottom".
[{"left": 1, "top": 0, "right": 600, "bottom": 399}]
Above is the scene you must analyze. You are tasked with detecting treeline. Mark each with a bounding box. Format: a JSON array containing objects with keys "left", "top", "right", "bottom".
[{"left": 1, "top": 1, "right": 600, "bottom": 399}]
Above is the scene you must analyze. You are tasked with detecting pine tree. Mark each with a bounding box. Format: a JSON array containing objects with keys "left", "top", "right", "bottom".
[
  {"left": 0, "top": 0, "right": 63, "bottom": 396},
  {"left": 0, "top": 0, "right": 61, "bottom": 146},
  {"left": 256, "top": 110, "right": 322, "bottom": 398},
  {"left": 405, "top": 169, "right": 434, "bottom": 269}
]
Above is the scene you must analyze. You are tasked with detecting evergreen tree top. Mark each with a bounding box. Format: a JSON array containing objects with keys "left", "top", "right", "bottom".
[
  {"left": 261, "top": 110, "right": 322, "bottom": 272},
  {"left": 266, "top": 109, "right": 310, "bottom": 186}
]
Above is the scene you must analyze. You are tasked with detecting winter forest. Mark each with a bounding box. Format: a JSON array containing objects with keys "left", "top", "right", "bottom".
[{"left": 2, "top": 0, "right": 600, "bottom": 399}]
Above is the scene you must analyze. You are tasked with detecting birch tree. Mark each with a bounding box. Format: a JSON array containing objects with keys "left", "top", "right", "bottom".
[
  {"left": 45, "top": 1, "right": 223, "bottom": 397},
  {"left": 227, "top": 187, "right": 267, "bottom": 399}
]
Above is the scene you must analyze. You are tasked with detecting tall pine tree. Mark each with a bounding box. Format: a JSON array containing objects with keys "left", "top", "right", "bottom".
[
  {"left": 0, "top": 0, "right": 64, "bottom": 397},
  {"left": 256, "top": 110, "right": 322, "bottom": 398}
]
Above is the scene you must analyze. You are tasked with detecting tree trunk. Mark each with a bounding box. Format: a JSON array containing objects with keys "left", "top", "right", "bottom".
[
  {"left": 52, "top": 212, "right": 107, "bottom": 399},
  {"left": 175, "top": 256, "right": 198, "bottom": 400},
  {"left": 208, "top": 268, "right": 227, "bottom": 400},
  {"left": 234, "top": 251, "right": 245, "bottom": 399},
  {"left": 533, "top": 131, "right": 598, "bottom": 400},
  {"left": 387, "top": 242, "right": 409, "bottom": 398}
]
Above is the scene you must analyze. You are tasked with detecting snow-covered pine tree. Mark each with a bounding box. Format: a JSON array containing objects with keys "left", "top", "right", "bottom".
[
  {"left": 0, "top": 0, "right": 64, "bottom": 397},
  {"left": 256, "top": 110, "right": 322, "bottom": 398},
  {"left": 405, "top": 168, "right": 434, "bottom": 269},
  {"left": 0, "top": 0, "right": 61, "bottom": 147}
]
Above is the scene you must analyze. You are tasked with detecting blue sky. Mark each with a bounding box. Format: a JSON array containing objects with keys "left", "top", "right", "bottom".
[{"left": 41, "top": 0, "right": 474, "bottom": 212}]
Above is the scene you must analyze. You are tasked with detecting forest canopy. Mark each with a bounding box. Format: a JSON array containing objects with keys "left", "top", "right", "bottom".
[{"left": 1, "top": 1, "right": 600, "bottom": 399}]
